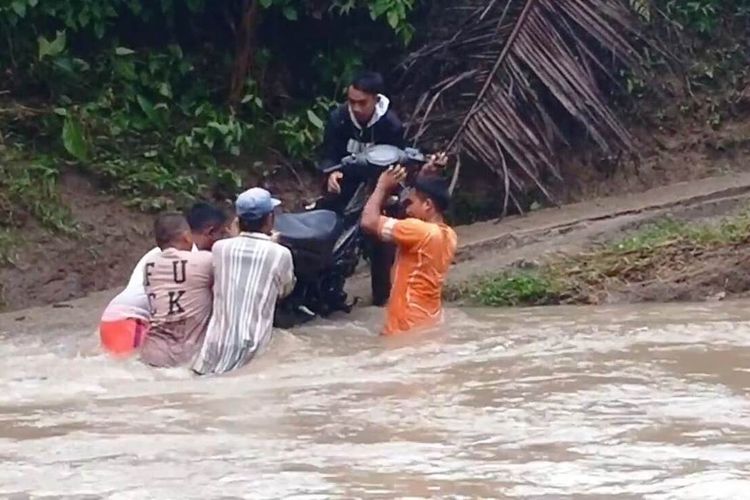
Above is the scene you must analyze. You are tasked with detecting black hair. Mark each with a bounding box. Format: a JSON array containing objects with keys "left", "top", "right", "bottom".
[
  {"left": 238, "top": 213, "right": 271, "bottom": 233},
  {"left": 413, "top": 175, "right": 451, "bottom": 213},
  {"left": 154, "top": 212, "right": 190, "bottom": 249},
  {"left": 351, "top": 71, "right": 385, "bottom": 96},
  {"left": 185, "top": 202, "right": 227, "bottom": 232}
]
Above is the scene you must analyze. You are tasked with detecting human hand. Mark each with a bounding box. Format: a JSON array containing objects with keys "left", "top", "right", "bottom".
[
  {"left": 270, "top": 230, "right": 281, "bottom": 243},
  {"left": 327, "top": 171, "right": 344, "bottom": 194},
  {"left": 421, "top": 152, "right": 448, "bottom": 176},
  {"left": 377, "top": 164, "right": 407, "bottom": 192}
]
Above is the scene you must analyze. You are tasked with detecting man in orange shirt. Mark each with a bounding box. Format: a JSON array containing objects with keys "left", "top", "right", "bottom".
[{"left": 360, "top": 162, "right": 457, "bottom": 335}]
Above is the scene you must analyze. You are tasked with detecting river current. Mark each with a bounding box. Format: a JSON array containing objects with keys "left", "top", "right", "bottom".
[{"left": 1, "top": 301, "right": 749, "bottom": 498}]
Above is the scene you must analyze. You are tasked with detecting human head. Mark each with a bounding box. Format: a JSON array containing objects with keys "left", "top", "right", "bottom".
[
  {"left": 404, "top": 175, "right": 451, "bottom": 221},
  {"left": 236, "top": 187, "right": 281, "bottom": 235},
  {"left": 153, "top": 212, "right": 193, "bottom": 251},
  {"left": 186, "top": 202, "right": 229, "bottom": 250},
  {"left": 347, "top": 71, "right": 384, "bottom": 126}
]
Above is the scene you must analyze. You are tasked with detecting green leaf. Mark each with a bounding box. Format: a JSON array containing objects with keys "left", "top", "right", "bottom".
[
  {"left": 387, "top": 10, "right": 400, "bottom": 30},
  {"left": 78, "top": 9, "right": 90, "bottom": 27},
  {"left": 282, "top": 5, "right": 298, "bottom": 20},
  {"left": 136, "top": 94, "right": 161, "bottom": 127},
  {"left": 11, "top": 0, "right": 26, "bottom": 17},
  {"left": 158, "top": 82, "right": 173, "bottom": 98},
  {"left": 113, "top": 59, "right": 137, "bottom": 80},
  {"left": 52, "top": 57, "right": 74, "bottom": 73},
  {"left": 72, "top": 58, "right": 91, "bottom": 71},
  {"left": 53, "top": 108, "right": 68, "bottom": 117},
  {"left": 37, "top": 31, "right": 66, "bottom": 60},
  {"left": 94, "top": 22, "right": 105, "bottom": 39},
  {"left": 115, "top": 46, "right": 136, "bottom": 56},
  {"left": 62, "top": 117, "right": 88, "bottom": 162},
  {"left": 259, "top": 0, "right": 273, "bottom": 8},
  {"left": 307, "top": 110, "right": 324, "bottom": 129},
  {"left": 28, "top": 0, "right": 38, "bottom": 7}
]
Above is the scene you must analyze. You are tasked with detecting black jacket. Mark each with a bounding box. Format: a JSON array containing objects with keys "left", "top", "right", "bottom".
[{"left": 318, "top": 103, "right": 406, "bottom": 172}]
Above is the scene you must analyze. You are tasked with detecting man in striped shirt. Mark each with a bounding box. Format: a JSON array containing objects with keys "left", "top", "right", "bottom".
[{"left": 192, "top": 188, "right": 295, "bottom": 375}]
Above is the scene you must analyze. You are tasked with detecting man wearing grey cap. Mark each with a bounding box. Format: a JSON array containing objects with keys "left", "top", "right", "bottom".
[{"left": 192, "top": 187, "right": 295, "bottom": 375}]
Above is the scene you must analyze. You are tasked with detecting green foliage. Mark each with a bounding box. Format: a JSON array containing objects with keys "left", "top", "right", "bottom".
[
  {"left": 0, "top": 157, "right": 77, "bottom": 235},
  {"left": 641, "top": 0, "right": 750, "bottom": 37},
  {"left": 0, "top": 228, "right": 17, "bottom": 267},
  {"left": 666, "top": 0, "right": 721, "bottom": 34},
  {"left": 364, "top": 0, "right": 417, "bottom": 44},
  {"left": 457, "top": 211, "right": 750, "bottom": 308},
  {"left": 618, "top": 0, "right": 749, "bottom": 133},
  {"left": 612, "top": 215, "right": 750, "bottom": 252},
  {"left": 469, "top": 271, "right": 560, "bottom": 307},
  {"left": 0, "top": 0, "right": 421, "bottom": 217},
  {"left": 273, "top": 97, "right": 335, "bottom": 161},
  {"left": 259, "top": 0, "right": 418, "bottom": 44}
]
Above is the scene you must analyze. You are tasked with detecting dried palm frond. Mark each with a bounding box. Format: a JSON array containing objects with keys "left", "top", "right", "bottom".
[{"left": 400, "top": 0, "right": 647, "bottom": 215}]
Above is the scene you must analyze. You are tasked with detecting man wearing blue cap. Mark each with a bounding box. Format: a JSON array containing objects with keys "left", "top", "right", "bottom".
[{"left": 192, "top": 188, "right": 295, "bottom": 375}]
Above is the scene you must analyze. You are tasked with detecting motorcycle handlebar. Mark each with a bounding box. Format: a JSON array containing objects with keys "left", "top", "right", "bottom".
[
  {"left": 321, "top": 163, "right": 343, "bottom": 175},
  {"left": 322, "top": 157, "right": 428, "bottom": 181}
]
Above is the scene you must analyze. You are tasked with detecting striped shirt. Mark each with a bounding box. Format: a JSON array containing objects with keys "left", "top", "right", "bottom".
[{"left": 191, "top": 233, "right": 295, "bottom": 375}]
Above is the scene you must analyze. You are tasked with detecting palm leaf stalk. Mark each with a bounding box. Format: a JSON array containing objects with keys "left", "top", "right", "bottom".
[{"left": 400, "top": 0, "right": 646, "bottom": 216}]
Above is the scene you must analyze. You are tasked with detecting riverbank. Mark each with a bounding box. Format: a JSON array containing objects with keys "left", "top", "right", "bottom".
[
  {"left": 4, "top": 168, "right": 750, "bottom": 320},
  {"left": 454, "top": 213, "right": 750, "bottom": 307},
  {"left": 447, "top": 177, "right": 750, "bottom": 308}
]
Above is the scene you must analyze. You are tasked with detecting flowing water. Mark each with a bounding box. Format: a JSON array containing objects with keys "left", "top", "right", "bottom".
[{"left": 1, "top": 301, "right": 749, "bottom": 499}]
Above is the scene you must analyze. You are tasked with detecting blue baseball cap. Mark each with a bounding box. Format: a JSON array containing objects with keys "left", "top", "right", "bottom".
[{"left": 236, "top": 187, "right": 281, "bottom": 220}]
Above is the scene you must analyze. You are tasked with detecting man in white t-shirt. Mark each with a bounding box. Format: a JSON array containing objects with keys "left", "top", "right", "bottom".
[{"left": 99, "top": 202, "right": 236, "bottom": 356}]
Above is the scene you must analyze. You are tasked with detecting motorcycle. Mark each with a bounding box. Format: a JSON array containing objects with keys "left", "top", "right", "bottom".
[{"left": 272, "top": 144, "right": 427, "bottom": 328}]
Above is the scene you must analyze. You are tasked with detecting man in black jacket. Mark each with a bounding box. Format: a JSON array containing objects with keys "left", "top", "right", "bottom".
[{"left": 317, "top": 71, "right": 405, "bottom": 306}]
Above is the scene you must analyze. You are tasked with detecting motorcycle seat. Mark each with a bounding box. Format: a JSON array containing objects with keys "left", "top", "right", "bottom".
[{"left": 274, "top": 209, "right": 341, "bottom": 243}]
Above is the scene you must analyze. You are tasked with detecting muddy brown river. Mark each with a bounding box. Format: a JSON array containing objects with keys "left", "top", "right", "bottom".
[{"left": 1, "top": 301, "right": 749, "bottom": 499}]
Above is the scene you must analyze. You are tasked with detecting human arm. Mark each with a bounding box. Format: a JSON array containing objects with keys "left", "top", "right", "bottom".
[
  {"left": 360, "top": 165, "right": 407, "bottom": 237},
  {"left": 420, "top": 152, "right": 449, "bottom": 177}
]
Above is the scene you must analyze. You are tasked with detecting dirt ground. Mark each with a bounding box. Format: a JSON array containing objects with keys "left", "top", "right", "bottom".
[
  {"left": 0, "top": 172, "right": 153, "bottom": 310},
  {"left": 1, "top": 112, "right": 750, "bottom": 313},
  {"left": 0, "top": 166, "right": 319, "bottom": 311}
]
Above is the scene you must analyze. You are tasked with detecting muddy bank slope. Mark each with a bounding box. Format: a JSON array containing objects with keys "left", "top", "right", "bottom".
[
  {"left": 5, "top": 170, "right": 750, "bottom": 336},
  {"left": 344, "top": 171, "right": 750, "bottom": 306},
  {"left": 444, "top": 178, "right": 750, "bottom": 307}
]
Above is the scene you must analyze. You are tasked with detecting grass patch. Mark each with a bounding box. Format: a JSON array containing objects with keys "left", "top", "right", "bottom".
[
  {"left": 455, "top": 214, "right": 750, "bottom": 307},
  {"left": 611, "top": 216, "right": 750, "bottom": 252},
  {"left": 0, "top": 149, "right": 79, "bottom": 268},
  {"left": 0, "top": 153, "right": 78, "bottom": 236},
  {"left": 0, "top": 228, "right": 19, "bottom": 266},
  {"left": 464, "top": 270, "right": 562, "bottom": 307}
]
